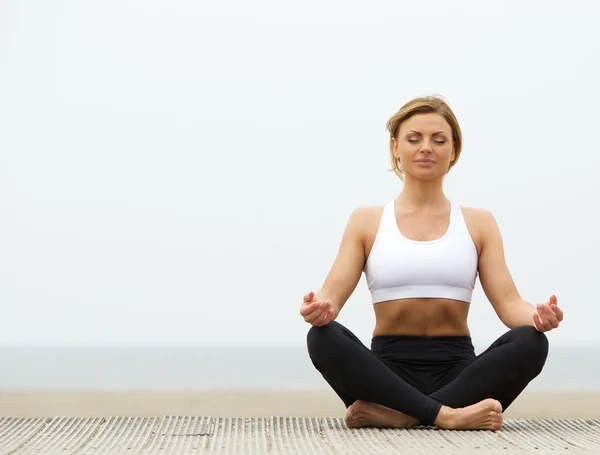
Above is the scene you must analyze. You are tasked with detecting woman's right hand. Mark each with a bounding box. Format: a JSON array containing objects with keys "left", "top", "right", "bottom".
[{"left": 300, "top": 291, "right": 335, "bottom": 326}]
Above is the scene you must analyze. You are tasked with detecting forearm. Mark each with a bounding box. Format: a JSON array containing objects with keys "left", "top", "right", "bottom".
[{"left": 500, "top": 298, "right": 536, "bottom": 329}]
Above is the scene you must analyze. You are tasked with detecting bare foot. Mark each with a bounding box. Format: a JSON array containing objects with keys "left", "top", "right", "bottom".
[
  {"left": 344, "top": 400, "right": 420, "bottom": 429},
  {"left": 435, "top": 399, "right": 503, "bottom": 431}
]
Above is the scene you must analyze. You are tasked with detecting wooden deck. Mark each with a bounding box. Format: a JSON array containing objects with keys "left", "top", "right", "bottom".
[{"left": 1, "top": 416, "right": 600, "bottom": 454}]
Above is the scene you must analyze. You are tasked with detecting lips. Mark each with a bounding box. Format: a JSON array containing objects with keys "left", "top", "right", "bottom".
[{"left": 415, "top": 159, "right": 435, "bottom": 163}]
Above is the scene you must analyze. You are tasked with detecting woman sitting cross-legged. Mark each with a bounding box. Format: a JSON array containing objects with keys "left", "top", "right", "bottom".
[{"left": 300, "top": 95, "right": 563, "bottom": 431}]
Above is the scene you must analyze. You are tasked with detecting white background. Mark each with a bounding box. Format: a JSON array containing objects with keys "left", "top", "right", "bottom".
[{"left": 1, "top": 0, "right": 598, "bottom": 348}]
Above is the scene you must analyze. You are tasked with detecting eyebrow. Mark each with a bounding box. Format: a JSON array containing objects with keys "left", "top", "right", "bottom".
[{"left": 407, "top": 130, "right": 448, "bottom": 136}]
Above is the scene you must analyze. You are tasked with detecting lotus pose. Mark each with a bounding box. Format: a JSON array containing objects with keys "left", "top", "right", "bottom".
[{"left": 300, "top": 96, "right": 563, "bottom": 431}]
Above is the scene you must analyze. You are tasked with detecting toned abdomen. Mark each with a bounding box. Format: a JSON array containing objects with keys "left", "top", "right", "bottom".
[{"left": 373, "top": 298, "right": 471, "bottom": 337}]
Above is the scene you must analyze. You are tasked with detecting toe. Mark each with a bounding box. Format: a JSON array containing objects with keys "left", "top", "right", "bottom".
[{"left": 493, "top": 400, "right": 503, "bottom": 413}]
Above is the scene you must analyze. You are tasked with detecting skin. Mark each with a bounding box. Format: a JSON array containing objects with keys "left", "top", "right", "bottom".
[{"left": 299, "top": 112, "right": 564, "bottom": 431}]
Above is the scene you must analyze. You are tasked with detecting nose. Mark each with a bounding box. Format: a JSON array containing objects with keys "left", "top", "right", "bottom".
[{"left": 419, "top": 140, "right": 434, "bottom": 153}]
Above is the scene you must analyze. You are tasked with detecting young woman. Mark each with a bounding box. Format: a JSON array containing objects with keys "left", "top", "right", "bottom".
[{"left": 300, "top": 96, "right": 563, "bottom": 431}]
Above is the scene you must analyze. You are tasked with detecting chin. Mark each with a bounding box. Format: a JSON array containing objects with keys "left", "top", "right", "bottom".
[{"left": 407, "top": 171, "right": 446, "bottom": 181}]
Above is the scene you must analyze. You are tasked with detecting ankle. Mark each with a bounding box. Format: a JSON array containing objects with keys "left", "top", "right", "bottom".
[{"left": 434, "top": 405, "right": 456, "bottom": 429}]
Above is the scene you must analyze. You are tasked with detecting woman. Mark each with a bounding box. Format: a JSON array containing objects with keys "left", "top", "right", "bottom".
[{"left": 300, "top": 96, "right": 564, "bottom": 431}]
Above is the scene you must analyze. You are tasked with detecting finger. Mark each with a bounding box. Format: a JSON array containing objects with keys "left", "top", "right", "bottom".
[
  {"left": 300, "top": 299, "right": 322, "bottom": 317},
  {"left": 304, "top": 301, "right": 331, "bottom": 323},
  {"left": 548, "top": 295, "right": 563, "bottom": 321},
  {"left": 307, "top": 308, "right": 331, "bottom": 326},
  {"left": 534, "top": 312, "right": 550, "bottom": 332},
  {"left": 537, "top": 306, "right": 553, "bottom": 330},
  {"left": 551, "top": 305, "right": 564, "bottom": 322},
  {"left": 533, "top": 312, "right": 545, "bottom": 332},
  {"left": 303, "top": 291, "right": 314, "bottom": 303},
  {"left": 304, "top": 307, "right": 325, "bottom": 324},
  {"left": 317, "top": 308, "right": 335, "bottom": 326},
  {"left": 540, "top": 304, "right": 560, "bottom": 328},
  {"left": 300, "top": 297, "right": 332, "bottom": 316},
  {"left": 307, "top": 303, "right": 333, "bottom": 324},
  {"left": 320, "top": 309, "right": 332, "bottom": 323},
  {"left": 536, "top": 305, "right": 553, "bottom": 331}
]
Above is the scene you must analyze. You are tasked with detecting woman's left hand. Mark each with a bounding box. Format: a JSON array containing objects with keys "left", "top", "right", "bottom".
[{"left": 533, "top": 294, "right": 564, "bottom": 332}]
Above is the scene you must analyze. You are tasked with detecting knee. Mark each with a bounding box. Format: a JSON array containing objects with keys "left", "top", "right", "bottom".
[
  {"left": 307, "top": 322, "right": 334, "bottom": 353},
  {"left": 512, "top": 325, "right": 549, "bottom": 371},
  {"left": 306, "top": 321, "right": 342, "bottom": 362}
]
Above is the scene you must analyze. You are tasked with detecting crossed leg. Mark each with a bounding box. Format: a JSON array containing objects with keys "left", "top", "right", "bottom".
[
  {"left": 307, "top": 321, "right": 548, "bottom": 430},
  {"left": 429, "top": 325, "right": 549, "bottom": 409}
]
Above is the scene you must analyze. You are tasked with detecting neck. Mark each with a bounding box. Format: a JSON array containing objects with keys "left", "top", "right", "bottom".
[{"left": 397, "top": 175, "right": 447, "bottom": 210}]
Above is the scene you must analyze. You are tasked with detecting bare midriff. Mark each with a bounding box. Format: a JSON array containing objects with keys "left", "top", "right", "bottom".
[{"left": 372, "top": 298, "right": 471, "bottom": 337}]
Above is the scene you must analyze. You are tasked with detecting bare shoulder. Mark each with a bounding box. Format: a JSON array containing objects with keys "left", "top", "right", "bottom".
[
  {"left": 351, "top": 204, "right": 385, "bottom": 220},
  {"left": 460, "top": 206, "right": 497, "bottom": 225},
  {"left": 349, "top": 205, "right": 385, "bottom": 232},
  {"left": 459, "top": 206, "right": 500, "bottom": 254},
  {"left": 348, "top": 205, "right": 386, "bottom": 258}
]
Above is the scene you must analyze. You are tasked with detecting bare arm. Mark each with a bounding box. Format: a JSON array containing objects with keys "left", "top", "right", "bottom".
[
  {"left": 313, "top": 206, "right": 368, "bottom": 319},
  {"left": 476, "top": 209, "right": 537, "bottom": 328},
  {"left": 477, "top": 209, "right": 564, "bottom": 331}
]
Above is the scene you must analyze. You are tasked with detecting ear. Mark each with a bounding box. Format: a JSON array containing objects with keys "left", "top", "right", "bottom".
[{"left": 391, "top": 137, "right": 398, "bottom": 158}]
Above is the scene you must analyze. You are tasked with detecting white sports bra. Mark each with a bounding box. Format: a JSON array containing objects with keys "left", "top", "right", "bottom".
[{"left": 363, "top": 200, "right": 478, "bottom": 304}]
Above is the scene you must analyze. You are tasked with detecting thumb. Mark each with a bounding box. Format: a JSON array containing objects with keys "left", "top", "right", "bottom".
[
  {"left": 304, "top": 291, "right": 314, "bottom": 303},
  {"left": 549, "top": 294, "right": 557, "bottom": 306}
]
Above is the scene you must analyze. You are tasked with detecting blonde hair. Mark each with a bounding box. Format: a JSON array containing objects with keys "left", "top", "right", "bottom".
[{"left": 386, "top": 95, "right": 463, "bottom": 181}]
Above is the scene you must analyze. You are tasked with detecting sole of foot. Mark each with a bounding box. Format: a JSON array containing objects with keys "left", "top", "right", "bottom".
[
  {"left": 438, "top": 398, "right": 503, "bottom": 431},
  {"left": 344, "top": 400, "right": 419, "bottom": 429}
]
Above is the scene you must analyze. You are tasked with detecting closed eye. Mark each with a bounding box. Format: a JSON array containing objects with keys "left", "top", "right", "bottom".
[{"left": 408, "top": 139, "right": 446, "bottom": 144}]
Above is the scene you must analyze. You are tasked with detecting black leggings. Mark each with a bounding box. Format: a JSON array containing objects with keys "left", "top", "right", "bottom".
[{"left": 307, "top": 321, "right": 549, "bottom": 426}]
